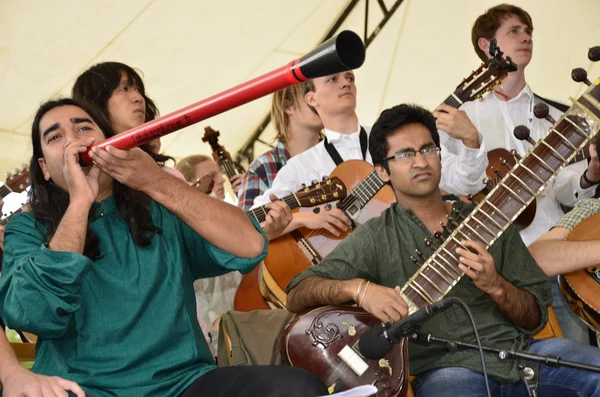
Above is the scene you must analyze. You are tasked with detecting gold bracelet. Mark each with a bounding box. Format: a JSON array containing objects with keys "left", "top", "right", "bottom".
[
  {"left": 355, "top": 279, "right": 366, "bottom": 303},
  {"left": 358, "top": 280, "right": 371, "bottom": 307}
]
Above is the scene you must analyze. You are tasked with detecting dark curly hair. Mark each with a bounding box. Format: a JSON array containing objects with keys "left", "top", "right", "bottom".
[
  {"left": 29, "top": 98, "right": 163, "bottom": 259},
  {"left": 369, "top": 104, "right": 439, "bottom": 174}
]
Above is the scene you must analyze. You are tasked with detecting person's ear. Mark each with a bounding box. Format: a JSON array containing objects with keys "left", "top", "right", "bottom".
[{"left": 37, "top": 158, "right": 51, "bottom": 181}]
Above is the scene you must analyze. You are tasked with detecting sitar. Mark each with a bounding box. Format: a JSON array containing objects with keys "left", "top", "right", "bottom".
[
  {"left": 234, "top": 177, "right": 348, "bottom": 311},
  {"left": 281, "top": 68, "right": 600, "bottom": 396},
  {"left": 257, "top": 43, "right": 517, "bottom": 311}
]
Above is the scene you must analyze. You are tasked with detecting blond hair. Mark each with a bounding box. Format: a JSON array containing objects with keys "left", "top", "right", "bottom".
[
  {"left": 271, "top": 81, "right": 314, "bottom": 144},
  {"left": 176, "top": 154, "right": 213, "bottom": 183}
]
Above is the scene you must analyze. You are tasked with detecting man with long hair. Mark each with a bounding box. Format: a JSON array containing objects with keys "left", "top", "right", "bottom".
[{"left": 0, "top": 98, "right": 326, "bottom": 397}]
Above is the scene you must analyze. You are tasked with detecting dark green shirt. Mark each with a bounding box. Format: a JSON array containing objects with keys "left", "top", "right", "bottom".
[
  {"left": 287, "top": 201, "right": 552, "bottom": 383},
  {"left": 0, "top": 197, "right": 267, "bottom": 397}
]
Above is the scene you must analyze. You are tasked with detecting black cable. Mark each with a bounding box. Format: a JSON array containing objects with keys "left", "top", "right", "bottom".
[{"left": 452, "top": 297, "right": 492, "bottom": 397}]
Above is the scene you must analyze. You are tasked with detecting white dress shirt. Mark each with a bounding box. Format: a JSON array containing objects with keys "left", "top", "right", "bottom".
[
  {"left": 252, "top": 124, "right": 372, "bottom": 208},
  {"left": 439, "top": 84, "right": 595, "bottom": 246}
]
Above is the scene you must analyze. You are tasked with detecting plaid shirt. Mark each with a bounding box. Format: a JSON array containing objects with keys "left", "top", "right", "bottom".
[
  {"left": 555, "top": 198, "right": 600, "bottom": 231},
  {"left": 237, "top": 141, "right": 290, "bottom": 210}
]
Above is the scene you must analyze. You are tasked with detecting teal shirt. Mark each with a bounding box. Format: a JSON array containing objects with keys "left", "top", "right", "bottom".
[
  {"left": 287, "top": 201, "right": 552, "bottom": 384},
  {"left": 0, "top": 197, "right": 267, "bottom": 397}
]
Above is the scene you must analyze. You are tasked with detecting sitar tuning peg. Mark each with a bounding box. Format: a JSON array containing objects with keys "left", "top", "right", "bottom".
[
  {"left": 424, "top": 238, "right": 439, "bottom": 251},
  {"left": 491, "top": 166, "right": 504, "bottom": 179},
  {"left": 589, "top": 46, "right": 600, "bottom": 62},
  {"left": 433, "top": 231, "right": 444, "bottom": 243},
  {"left": 510, "top": 149, "right": 522, "bottom": 161},
  {"left": 499, "top": 157, "right": 511, "bottom": 169},
  {"left": 415, "top": 249, "right": 426, "bottom": 261},
  {"left": 410, "top": 256, "right": 423, "bottom": 267},
  {"left": 571, "top": 68, "right": 592, "bottom": 86},
  {"left": 533, "top": 103, "right": 556, "bottom": 124},
  {"left": 514, "top": 125, "right": 536, "bottom": 145},
  {"left": 466, "top": 194, "right": 478, "bottom": 205},
  {"left": 483, "top": 177, "right": 493, "bottom": 190},
  {"left": 440, "top": 222, "right": 451, "bottom": 234}
]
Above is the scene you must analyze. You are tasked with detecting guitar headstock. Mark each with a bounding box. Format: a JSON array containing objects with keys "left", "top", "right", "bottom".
[
  {"left": 454, "top": 40, "right": 517, "bottom": 103},
  {"left": 295, "top": 176, "right": 347, "bottom": 207},
  {"left": 5, "top": 164, "right": 30, "bottom": 194},
  {"left": 202, "top": 126, "right": 223, "bottom": 153}
]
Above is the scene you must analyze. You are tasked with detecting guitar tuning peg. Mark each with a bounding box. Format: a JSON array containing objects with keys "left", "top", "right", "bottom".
[
  {"left": 322, "top": 176, "right": 327, "bottom": 181},
  {"left": 571, "top": 68, "right": 592, "bottom": 86},
  {"left": 513, "top": 125, "right": 536, "bottom": 145},
  {"left": 324, "top": 203, "right": 332, "bottom": 211},
  {"left": 533, "top": 103, "right": 556, "bottom": 124},
  {"left": 5, "top": 172, "right": 12, "bottom": 179},
  {"left": 312, "top": 207, "right": 321, "bottom": 214},
  {"left": 589, "top": 46, "right": 600, "bottom": 62},
  {"left": 491, "top": 166, "right": 504, "bottom": 179},
  {"left": 21, "top": 163, "right": 28, "bottom": 169},
  {"left": 499, "top": 157, "right": 511, "bottom": 169},
  {"left": 510, "top": 149, "right": 522, "bottom": 161}
]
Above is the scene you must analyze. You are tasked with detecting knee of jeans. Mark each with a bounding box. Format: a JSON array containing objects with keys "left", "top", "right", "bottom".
[
  {"left": 412, "top": 367, "right": 481, "bottom": 391},
  {"left": 530, "top": 338, "right": 600, "bottom": 364}
]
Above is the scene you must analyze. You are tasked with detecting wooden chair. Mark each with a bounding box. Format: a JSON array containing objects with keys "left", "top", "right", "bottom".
[{"left": 404, "top": 306, "right": 563, "bottom": 397}]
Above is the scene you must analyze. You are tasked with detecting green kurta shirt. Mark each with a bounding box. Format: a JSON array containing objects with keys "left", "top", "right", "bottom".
[
  {"left": 287, "top": 200, "right": 552, "bottom": 384},
  {"left": 0, "top": 197, "right": 267, "bottom": 397}
]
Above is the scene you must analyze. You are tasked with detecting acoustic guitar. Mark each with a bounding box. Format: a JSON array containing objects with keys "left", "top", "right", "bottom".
[
  {"left": 234, "top": 177, "right": 348, "bottom": 311},
  {"left": 559, "top": 211, "right": 600, "bottom": 331},
  {"left": 258, "top": 43, "right": 517, "bottom": 310},
  {"left": 281, "top": 71, "right": 600, "bottom": 395}
]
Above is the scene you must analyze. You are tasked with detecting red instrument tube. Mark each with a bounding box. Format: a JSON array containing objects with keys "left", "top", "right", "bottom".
[{"left": 81, "top": 30, "right": 365, "bottom": 164}]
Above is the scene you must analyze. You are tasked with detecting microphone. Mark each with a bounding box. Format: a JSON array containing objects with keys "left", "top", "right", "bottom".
[{"left": 358, "top": 297, "right": 457, "bottom": 359}]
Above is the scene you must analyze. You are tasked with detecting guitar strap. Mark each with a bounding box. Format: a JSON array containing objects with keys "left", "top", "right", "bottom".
[
  {"left": 533, "top": 93, "right": 570, "bottom": 113},
  {"left": 324, "top": 127, "right": 368, "bottom": 166}
]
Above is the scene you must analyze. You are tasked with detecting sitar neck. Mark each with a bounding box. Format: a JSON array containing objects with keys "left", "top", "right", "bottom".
[{"left": 401, "top": 96, "right": 600, "bottom": 315}]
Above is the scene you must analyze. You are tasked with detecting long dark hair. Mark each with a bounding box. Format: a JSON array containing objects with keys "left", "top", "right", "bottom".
[
  {"left": 71, "top": 61, "right": 174, "bottom": 164},
  {"left": 29, "top": 98, "right": 163, "bottom": 259}
]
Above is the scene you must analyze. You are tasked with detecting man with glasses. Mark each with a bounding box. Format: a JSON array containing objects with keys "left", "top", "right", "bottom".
[{"left": 286, "top": 104, "right": 600, "bottom": 397}]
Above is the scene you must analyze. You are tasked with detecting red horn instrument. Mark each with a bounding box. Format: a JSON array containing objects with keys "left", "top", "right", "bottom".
[{"left": 81, "top": 30, "right": 365, "bottom": 164}]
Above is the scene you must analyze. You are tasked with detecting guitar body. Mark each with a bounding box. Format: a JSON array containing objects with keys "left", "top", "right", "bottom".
[
  {"left": 261, "top": 160, "right": 395, "bottom": 309},
  {"left": 233, "top": 265, "right": 271, "bottom": 311},
  {"left": 281, "top": 305, "right": 409, "bottom": 397},
  {"left": 481, "top": 148, "right": 536, "bottom": 230},
  {"left": 559, "top": 212, "right": 600, "bottom": 330}
]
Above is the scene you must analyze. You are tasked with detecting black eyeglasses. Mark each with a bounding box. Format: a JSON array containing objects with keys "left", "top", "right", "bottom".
[{"left": 383, "top": 147, "right": 441, "bottom": 162}]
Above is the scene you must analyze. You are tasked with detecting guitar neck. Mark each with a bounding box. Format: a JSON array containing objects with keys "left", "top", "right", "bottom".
[
  {"left": 0, "top": 184, "right": 11, "bottom": 200},
  {"left": 401, "top": 93, "right": 600, "bottom": 314},
  {"left": 338, "top": 170, "right": 386, "bottom": 216},
  {"left": 246, "top": 193, "right": 302, "bottom": 223},
  {"left": 441, "top": 89, "right": 464, "bottom": 109}
]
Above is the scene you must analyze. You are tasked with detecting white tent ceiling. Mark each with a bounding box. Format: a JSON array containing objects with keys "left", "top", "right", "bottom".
[{"left": 1, "top": 0, "right": 599, "bottom": 182}]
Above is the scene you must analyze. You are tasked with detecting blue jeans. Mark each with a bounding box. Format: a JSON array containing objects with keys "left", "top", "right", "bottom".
[
  {"left": 550, "top": 277, "right": 590, "bottom": 344},
  {"left": 412, "top": 338, "right": 600, "bottom": 397}
]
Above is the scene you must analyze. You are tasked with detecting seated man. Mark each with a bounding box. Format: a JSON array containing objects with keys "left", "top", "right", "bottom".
[
  {"left": 0, "top": 98, "right": 326, "bottom": 397},
  {"left": 286, "top": 104, "right": 600, "bottom": 396}
]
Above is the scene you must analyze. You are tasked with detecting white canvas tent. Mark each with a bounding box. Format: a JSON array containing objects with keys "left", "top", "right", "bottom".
[{"left": 0, "top": 0, "right": 598, "bottom": 190}]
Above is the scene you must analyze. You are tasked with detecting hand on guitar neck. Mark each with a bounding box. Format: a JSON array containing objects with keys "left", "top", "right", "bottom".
[
  {"left": 260, "top": 194, "right": 293, "bottom": 241},
  {"left": 433, "top": 104, "right": 480, "bottom": 149}
]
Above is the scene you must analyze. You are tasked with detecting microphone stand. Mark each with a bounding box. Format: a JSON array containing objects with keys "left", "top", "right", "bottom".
[{"left": 410, "top": 331, "right": 600, "bottom": 397}]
